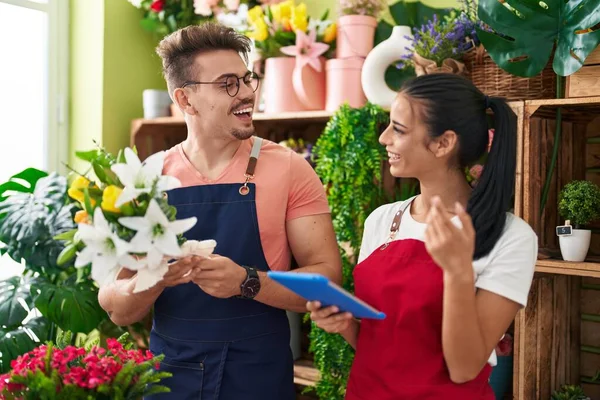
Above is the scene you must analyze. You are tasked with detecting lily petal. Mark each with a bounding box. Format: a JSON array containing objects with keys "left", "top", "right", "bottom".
[
  {"left": 77, "top": 223, "right": 103, "bottom": 242},
  {"left": 168, "top": 217, "right": 197, "bottom": 235},
  {"left": 146, "top": 247, "right": 165, "bottom": 270},
  {"left": 280, "top": 45, "right": 299, "bottom": 56},
  {"left": 74, "top": 246, "right": 95, "bottom": 268},
  {"left": 112, "top": 235, "right": 131, "bottom": 258},
  {"left": 124, "top": 147, "right": 142, "bottom": 171},
  {"left": 118, "top": 216, "right": 152, "bottom": 232},
  {"left": 146, "top": 199, "right": 170, "bottom": 227},
  {"left": 154, "top": 232, "right": 182, "bottom": 257},
  {"left": 133, "top": 263, "right": 169, "bottom": 293},
  {"left": 110, "top": 164, "right": 136, "bottom": 187},
  {"left": 157, "top": 175, "right": 181, "bottom": 192},
  {"left": 115, "top": 186, "right": 145, "bottom": 207},
  {"left": 140, "top": 151, "right": 165, "bottom": 182},
  {"left": 92, "top": 208, "right": 111, "bottom": 234},
  {"left": 119, "top": 254, "right": 146, "bottom": 271},
  {"left": 129, "top": 232, "right": 153, "bottom": 253}
]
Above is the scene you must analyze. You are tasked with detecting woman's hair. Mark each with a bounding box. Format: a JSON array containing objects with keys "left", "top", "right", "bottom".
[{"left": 400, "top": 73, "right": 517, "bottom": 259}]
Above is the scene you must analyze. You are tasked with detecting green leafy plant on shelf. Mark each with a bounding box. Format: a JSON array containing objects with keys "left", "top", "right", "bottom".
[
  {"left": 0, "top": 163, "right": 148, "bottom": 373},
  {"left": 551, "top": 384, "right": 590, "bottom": 400},
  {"left": 558, "top": 180, "right": 600, "bottom": 228},
  {"left": 308, "top": 103, "right": 417, "bottom": 399}
]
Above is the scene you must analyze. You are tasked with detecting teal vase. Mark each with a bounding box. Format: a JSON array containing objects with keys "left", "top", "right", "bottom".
[{"left": 489, "top": 355, "right": 513, "bottom": 399}]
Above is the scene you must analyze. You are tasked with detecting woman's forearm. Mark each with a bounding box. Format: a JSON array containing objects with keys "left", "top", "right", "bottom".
[
  {"left": 340, "top": 318, "right": 361, "bottom": 349},
  {"left": 442, "top": 270, "right": 487, "bottom": 383}
]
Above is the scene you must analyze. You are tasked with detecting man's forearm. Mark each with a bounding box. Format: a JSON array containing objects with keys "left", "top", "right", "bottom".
[
  {"left": 442, "top": 270, "right": 487, "bottom": 383},
  {"left": 254, "top": 262, "right": 342, "bottom": 313},
  {"left": 98, "top": 275, "right": 163, "bottom": 326}
]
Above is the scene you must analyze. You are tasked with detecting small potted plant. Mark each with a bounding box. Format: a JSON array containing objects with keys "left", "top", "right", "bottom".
[
  {"left": 557, "top": 180, "right": 600, "bottom": 262},
  {"left": 336, "top": 0, "right": 385, "bottom": 59},
  {"left": 551, "top": 385, "right": 590, "bottom": 400}
]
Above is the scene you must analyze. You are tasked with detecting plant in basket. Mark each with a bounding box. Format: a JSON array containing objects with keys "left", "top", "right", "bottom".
[
  {"left": 56, "top": 144, "right": 216, "bottom": 293},
  {"left": 556, "top": 180, "right": 600, "bottom": 262},
  {"left": 0, "top": 331, "right": 172, "bottom": 399}
]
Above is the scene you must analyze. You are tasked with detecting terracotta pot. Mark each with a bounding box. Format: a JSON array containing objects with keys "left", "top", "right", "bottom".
[
  {"left": 326, "top": 58, "right": 367, "bottom": 111},
  {"left": 336, "top": 15, "right": 378, "bottom": 59}
]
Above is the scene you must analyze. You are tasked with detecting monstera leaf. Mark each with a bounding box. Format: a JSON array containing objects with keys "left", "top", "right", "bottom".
[
  {"left": 477, "top": 0, "right": 600, "bottom": 77},
  {"left": 0, "top": 317, "right": 50, "bottom": 373},
  {"left": 0, "top": 170, "right": 76, "bottom": 273},
  {"left": 0, "top": 276, "right": 34, "bottom": 328},
  {"left": 31, "top": 274, "right": 107, "bottom": 334}
]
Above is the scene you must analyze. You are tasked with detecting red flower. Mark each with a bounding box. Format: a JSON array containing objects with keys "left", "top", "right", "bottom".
[{"left": 150, "top": 0, "right": 165, "bottom": 12}]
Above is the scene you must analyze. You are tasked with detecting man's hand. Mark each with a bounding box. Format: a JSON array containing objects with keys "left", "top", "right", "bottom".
[
  {"left": 191, "top": 255, "right": 246, "bottom": 298},
  {"left": 158, "top": 256, "right": 203, "bottom": 288}
]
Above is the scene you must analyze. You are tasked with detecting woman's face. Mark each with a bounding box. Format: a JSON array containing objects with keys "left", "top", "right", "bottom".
[{"left": 379, "top": 93, "right": 456, "bottom": 179}]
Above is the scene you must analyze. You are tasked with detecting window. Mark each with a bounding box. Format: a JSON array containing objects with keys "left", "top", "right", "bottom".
[{"left": 0, "top": 0, "right": 69, "bottom": 279}]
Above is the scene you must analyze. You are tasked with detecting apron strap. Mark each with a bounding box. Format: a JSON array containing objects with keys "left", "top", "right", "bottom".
[
  {"left": 239, "top": 137, "right": 263, "bottom": 196},
  {"left": 380, "top": 197, "right": 414, "bottom": 250}
]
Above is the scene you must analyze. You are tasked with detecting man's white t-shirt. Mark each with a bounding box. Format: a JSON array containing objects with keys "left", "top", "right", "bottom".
[{"left": 357, "top": 196, "right": 538, "bottom": 366}]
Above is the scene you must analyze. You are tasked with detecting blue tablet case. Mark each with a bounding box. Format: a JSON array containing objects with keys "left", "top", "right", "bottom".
[{"left": 267, "top": 271, "right": 386, "bottom": 320}]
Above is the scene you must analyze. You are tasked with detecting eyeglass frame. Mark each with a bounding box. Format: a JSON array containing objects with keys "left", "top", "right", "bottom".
[{"left": 180, "top": 70, "right": 260, "bottom": 98}]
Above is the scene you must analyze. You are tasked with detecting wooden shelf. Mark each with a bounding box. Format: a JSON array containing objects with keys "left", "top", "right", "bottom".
[
  {"left": 524, "top": 96, "right": 600, "bottom": 121},
  {"left": 536, "top": 259, "right": 600, "bottom": 278},
  {"left": 253, "top": 110, "right": 333, "bottom": 122},
  {"left": 293, "top": 358, "right": 319, "bottom": 387}
]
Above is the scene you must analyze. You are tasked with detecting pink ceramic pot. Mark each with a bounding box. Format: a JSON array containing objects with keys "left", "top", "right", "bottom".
[
  {"left": 292, "top": 57, "right": 326, "bottom": 110},
  {"left": 262, "top": 57, "right": 307, "bottom": 114},
  {"left": 326, "top": 58, "right": 367, "bottom": 111},
  {"left": 336, "top": 15, "right": 378, "bottom": 59}
]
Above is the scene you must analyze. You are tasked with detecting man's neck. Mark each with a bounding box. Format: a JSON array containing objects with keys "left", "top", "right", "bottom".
[{"left": 181, "top": 133, "right": 244, "bottom": 181}]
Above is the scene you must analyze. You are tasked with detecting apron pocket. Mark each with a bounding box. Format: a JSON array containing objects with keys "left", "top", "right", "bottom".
[{"left": 159, "top": 358, "right": 205, "bottom": 400}]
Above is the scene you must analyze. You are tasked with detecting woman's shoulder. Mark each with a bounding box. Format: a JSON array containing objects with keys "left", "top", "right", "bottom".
[{"left": 366, "top": 196, "right": 415, "bottom": 228}]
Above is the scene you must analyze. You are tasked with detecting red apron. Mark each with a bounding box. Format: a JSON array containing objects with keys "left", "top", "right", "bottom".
[{"left": 345, "top": 203, "right": 495, "bottom": 400}]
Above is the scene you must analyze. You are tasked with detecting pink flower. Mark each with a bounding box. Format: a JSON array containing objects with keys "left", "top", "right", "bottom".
[
  {"left": 193, "top": 0, "right": 218, "bottom": 16},
  {"left": 150, "top": 0, "right": 165, "bottom": 12},
  {"left": 223, "top": 0, "right": 240, "bottom": 10},
  {"left": 469, "top": 164, "right": 483, "bottom": 180},
  {"left": 488, "top": 128, "right": 494, "bottom": 152},
  {"left": 280, "top": 29, "right": 330, "bottom": 72},
  {"left": 496, "top": 334, "right": 513, "bottom": 356}
]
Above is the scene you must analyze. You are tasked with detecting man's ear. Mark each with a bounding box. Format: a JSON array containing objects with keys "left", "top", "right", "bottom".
[
  {"left": 429, "top": 130, "right": 458, "bottom": 159},
  {"left": 172, "top": 88, "right": 197, "bottom": 116}
]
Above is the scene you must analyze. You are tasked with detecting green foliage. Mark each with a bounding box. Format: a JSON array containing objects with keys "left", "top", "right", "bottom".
[
  {"left": 308, "top": 103, "right": 414, "bottom": 399},
  {"left": 0, "top": 317, "right": 50, "bottom": 373},
  {"left": 477, "top": 0, "right": 600, "bottom": 77},
  {"left": 558, "top": 180, "right": 600, "bottom": 228},
  {"left": 551, "top": 385, "right": 590, "bottom": 400}
]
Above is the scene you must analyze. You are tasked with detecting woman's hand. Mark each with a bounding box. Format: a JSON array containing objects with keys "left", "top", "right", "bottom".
[
  {"left": 307, "top": 301, "right": 354, "bottom": 334},
  {"left": 424, "top": 196, "right": 475, "bottom": 278}
]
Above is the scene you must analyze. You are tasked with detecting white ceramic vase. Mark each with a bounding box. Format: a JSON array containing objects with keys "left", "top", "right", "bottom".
[
  {"left": 361, "top": 26, "right": 413, "bottom": 108},
  {"left": 559, "top": 229, "right": 591, "bottom": 262}
]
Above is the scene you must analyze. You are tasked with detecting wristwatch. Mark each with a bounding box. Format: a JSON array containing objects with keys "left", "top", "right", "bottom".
[{"left": 240, "top": 266, "right": 261, "bottom": 299}]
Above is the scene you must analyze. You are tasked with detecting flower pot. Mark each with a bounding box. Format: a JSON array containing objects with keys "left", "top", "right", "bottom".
[
  {"left": 412, "top": 53, "right": 466, "bottom": 76},
  {"left": 263, "top": 57, "right": 307, "bottom": 114},
  {"left": 489, "top": 355, "right": 513, "bottom": 399},
  {"left": 143, "top": 89, "right": 172, "bottom": 119},
  {"left": 361, "top": 25, "right": 413, "bottom": 108},
  {"left": 326, "top": 58, "right": 367, "bottom": 111},
  {"left": 292, "top": 57, "right": 326, "bottom": 110},
  {"left": 559, "top": 228, "right": 591, "bottom": 262},
  {"left": 336, "top": 15, "right": 378, "bottom": 59}
]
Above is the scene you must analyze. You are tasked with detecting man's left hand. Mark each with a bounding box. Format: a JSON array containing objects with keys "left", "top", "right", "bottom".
[{"left": 191, "top": 255, "right": 246, "bottom": 298}]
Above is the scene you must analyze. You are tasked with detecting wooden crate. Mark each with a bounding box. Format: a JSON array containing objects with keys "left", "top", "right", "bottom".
[
  {"left": 517, "top": 97, "right": 600, "bottom": 399},
  {"left": 566, "top": 46, "right": 600, "bottom": 98}
]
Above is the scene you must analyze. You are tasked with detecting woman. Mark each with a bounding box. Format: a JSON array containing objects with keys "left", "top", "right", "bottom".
[{"left": 308, "top": 74, "right": 538, "bottom": 399}]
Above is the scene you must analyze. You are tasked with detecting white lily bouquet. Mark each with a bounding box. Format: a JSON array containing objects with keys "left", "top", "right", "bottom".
[{"left": 56, "top": 145, "right": 216, "bottom": 293}]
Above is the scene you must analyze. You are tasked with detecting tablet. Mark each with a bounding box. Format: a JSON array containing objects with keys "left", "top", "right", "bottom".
[{"left": 267, "top": 271, "right": 386, "bottom": 320}]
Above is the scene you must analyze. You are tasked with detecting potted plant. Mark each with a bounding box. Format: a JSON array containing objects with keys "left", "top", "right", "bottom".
[
  {"left": 557, "top": 180, "right": 600, "bottom": 262},
  {"left": 0, "top": 332, "right": 172, "bottom": 399},
  {"left": 551, "top": 385, "right": 590, "bottom": 400},
  {"left": 337, "top": 0, "right": 386, "bottom": 59},
  {"left": 245, "top": 1, "right": 336, "bottom": 113}
]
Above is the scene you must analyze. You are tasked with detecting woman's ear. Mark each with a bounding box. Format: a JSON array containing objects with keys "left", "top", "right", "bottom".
[{"left": 429, "top": 130, "right": 458, "bottom": 159}]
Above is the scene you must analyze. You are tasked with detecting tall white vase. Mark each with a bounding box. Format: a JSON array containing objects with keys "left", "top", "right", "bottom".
[{"left": 361, "top": 26, "right": 413, "bottom": 108}]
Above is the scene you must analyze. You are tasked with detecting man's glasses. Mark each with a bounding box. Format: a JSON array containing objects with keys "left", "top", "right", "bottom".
[{"left": 181, "top": 71, "right": 260, "bottom": 97}]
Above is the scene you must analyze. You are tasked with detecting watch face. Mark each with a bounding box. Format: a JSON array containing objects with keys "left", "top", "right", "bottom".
[{"left": 242, "top": 278, "right": 261, "bottom": 298}]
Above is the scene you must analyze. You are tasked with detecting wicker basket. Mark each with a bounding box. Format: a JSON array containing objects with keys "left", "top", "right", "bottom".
[{"left": 463, "top": 45, "right": 557, "bottom": 101}]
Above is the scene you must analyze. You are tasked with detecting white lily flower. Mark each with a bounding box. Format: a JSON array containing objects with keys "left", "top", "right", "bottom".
[
  {"left": 118, "top": 199, "right": 197, "bottom": 270},
  {"left": 75, "top": 208, "right": 138, "bottom": 287},
  {"left": 111, "top": 148, "right": 181, "bottom": 207}
]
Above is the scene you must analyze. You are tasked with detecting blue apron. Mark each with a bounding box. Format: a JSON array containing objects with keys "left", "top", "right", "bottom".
[{"left": 147, "top": 138, "right": 295, "bottom": 400}]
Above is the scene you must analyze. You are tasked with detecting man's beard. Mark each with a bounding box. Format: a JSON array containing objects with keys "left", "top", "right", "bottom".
[{"left": 231, "top": 126, "right": 255, "bottom": 140}]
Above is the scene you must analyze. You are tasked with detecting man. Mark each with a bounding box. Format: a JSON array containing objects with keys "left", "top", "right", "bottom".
[{"left": 98, "top": 22, "right": 341, "bottom": 400}]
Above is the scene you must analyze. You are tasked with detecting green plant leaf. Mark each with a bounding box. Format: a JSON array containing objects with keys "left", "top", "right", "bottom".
[
  {"left": 0, "top": 276, "right": 34, "bottom": 327},
  {"left": 477, "top": 0, "right": 600, "bottom": 77},
  {"left": 31, "top": 275, "right": 107, "bottom": 334},
  {"left": 0, "top": 168, "right": 48, "bottom": 201},
  {"left": 389, "top": 0, "right": 452, "bottom": 27},
  {"left": 0, "top": 317, "right": 50, "bottom": 373}
]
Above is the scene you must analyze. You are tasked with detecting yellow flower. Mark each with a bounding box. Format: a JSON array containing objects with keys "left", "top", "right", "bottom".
[
  {"left": 68, "top": 176, "right": 96, "bottom": 206},
  {"left": 247, "top": 5, "right": 263, "bottom": 24},
  {"left": 323, "top": 22, "right": 337, "bottom": 43},
  {"left": 248, "top": 18, "right": 269, "bottom": 41},
  {"left": 291, "top": 3, "right": 307, "bottom": 32},
  {"left": 101, "top": 185, "right": 124, "bottom": 213},
  {"left": 271, "top": 0, "right": 293, "bottom": 23},
  {"left": 74, "top": 210, "right": 90, "bottom": 224}
]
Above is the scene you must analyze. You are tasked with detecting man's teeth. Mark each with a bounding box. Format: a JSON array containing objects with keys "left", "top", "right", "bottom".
[
  {"left": 233, "top": 107, "right": 252, "bottom": 115},
  {"left": 388, "top": 152, "right": 400, "bottom": 160}
]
